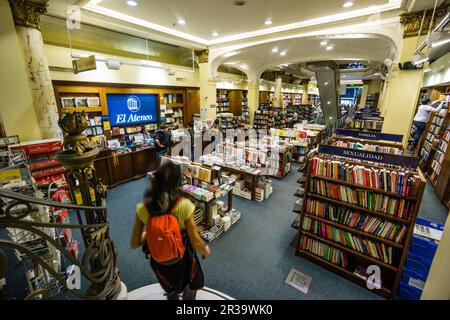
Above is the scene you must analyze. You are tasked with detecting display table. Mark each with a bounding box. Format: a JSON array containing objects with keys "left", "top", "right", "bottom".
[
  {"left": 215, "top": 164, "right": 261, "bottom": 201},
  {"left": 94, "top": 146, "right": 157, "bottom": 188}
]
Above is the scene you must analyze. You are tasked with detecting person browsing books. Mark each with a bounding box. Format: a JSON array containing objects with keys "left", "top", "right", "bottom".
[
  {"left": 130, "top": 162, "right": 211, "bottom": 300},
  {"left": 411, "top": 96, "right": 445, "bottom": 151},
  {"left": 155, "top": 125, "right": 170, "bottom": 163}
]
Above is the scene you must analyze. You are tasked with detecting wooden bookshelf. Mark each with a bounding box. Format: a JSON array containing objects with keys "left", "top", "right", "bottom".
[{"left": 295, "top": 150, "right": 426, "bottom": 299}]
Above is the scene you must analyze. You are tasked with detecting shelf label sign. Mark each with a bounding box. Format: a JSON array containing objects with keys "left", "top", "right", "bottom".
[
  {"left": 318, "top": 144, "right": 418, "bottom": 168},
  {"left": 336, "top": 129, "right": 403, "bottom": 142},
  {"left": 106, "top": 93, "right": 157, "bottom": 126}
]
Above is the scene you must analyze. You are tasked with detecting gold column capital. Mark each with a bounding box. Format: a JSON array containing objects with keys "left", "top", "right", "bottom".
[
  {"left": 195, "top": 49, "right": 209, "bottom": 64},
  {"left": 399, "top": 4, "right": 448, "bottom": 38},
  {"left": 8, "top": 0, "right": 48, "bottom": 30}
]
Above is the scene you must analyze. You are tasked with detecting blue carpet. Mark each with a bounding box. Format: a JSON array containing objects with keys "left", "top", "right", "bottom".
[{"left": 417, "top": 181, "right": 448, "bottom": 225}]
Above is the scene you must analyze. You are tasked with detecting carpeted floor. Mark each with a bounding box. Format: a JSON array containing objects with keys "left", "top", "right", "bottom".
[{"left": 107, "top": 163, "right": 450, "bottom": 300}]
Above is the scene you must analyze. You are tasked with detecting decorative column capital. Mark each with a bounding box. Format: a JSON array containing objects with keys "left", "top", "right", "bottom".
[
  {"left": 8, "top": 0, "right": 48, "bottom": 30},
  {"left": 362, "top": 80, "right": 371, "bottom": 85},
  {"left": 399, "top": 4, "right": 448, "bottom": 38},
  {"left": 195, "top": 49, "right": 209, "bottom": 64}
]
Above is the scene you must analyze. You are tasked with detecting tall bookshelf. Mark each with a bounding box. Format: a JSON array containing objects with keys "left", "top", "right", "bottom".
[
  {"left": 295, "top": 145, "right": 426, "bottom": 299},
  {"left": 216, "top": 89, "right": 231, "bottom": 114},
  {"left": 419, "top": 106, "right": 449, "bottom": 172}
]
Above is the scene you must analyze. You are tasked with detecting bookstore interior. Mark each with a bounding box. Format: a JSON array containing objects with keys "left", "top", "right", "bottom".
[{"left": 0, "top": 0, "right": 450, "bottom": 302}]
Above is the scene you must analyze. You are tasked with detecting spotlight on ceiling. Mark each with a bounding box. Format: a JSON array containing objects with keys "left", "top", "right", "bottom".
[
  {"left": 126, "top": 0, "right": 138, "bottom": 6},
  {"left": 326, "top": 45, "right": 334, "bottom": 51},
  {"left": 177, "top": 19, "right": 186, "bottom": 25},
  {"left": 265, "top": 19, "right": 272, "bottom": 25},
  {"left": 320, "top": 40, "right": 328, "bottom": 46},
  {"left": 212, "top": 32, "right": 219, "bottom": 37},
  {"left": 272, "top": 47, "right": 278, "bottom": 53},
  {"left": 343, "top": 1, "right": 354, "bottom": 8},
  {"left": 280, "top": 51, "right": 287, "bottom": 56}
]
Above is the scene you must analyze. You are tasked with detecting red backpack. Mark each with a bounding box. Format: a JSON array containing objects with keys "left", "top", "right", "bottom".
[{"left": 145, "top": 200, "right": 185, "bottom": 265}]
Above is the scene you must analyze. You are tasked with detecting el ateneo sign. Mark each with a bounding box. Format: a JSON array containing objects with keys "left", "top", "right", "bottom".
[
  {"left": 336, "top": 129, "right": 403, "bottom": 143},
  {"left": 319, "top": 145, "right": 418, "bottom": 168},
  {"left": 106, "top": 94, "right": 158, "bottom": 126}
]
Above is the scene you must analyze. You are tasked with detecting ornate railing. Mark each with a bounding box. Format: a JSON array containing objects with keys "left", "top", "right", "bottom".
[{"left": 0, "top": 111, "right": 122, "bottom": 299}]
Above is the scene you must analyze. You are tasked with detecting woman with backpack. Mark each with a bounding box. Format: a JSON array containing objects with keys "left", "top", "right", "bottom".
[{"left": 130, "top": 161, "right": 211, "bottom": 300}]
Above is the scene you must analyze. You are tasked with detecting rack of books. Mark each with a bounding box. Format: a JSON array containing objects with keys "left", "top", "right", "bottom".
[
  {"left": 295, "top": 144, "right": 426, "bottom": 298},
  {"left": 365, "top": 93, "right": 379, "bottom": 109},
  {"left": 216, "top": 90, "right": 230, "bottom": 114},
  {"left": 9, "top": 139, "right": 67, "bottom": 191},
  {"left": 199, "top": 147, "right": 273, "bottom": 202},
  {"left": 419, "top": 106, "right": 449, "bottom": 172},
  {"left": 241, "top": 92, "right": 249, "bottom": 122},
  {"left": 329, "top": 129, "right": 404, "bottom": 155},
  {"left": 269, "top": 128, "right": 312, "bottom": 165},
  {"left": 161, "top": 156, "right": 241, "bottom": 240},
  {"left": 348, "top": 118, "right": 383, "bottom": 132}
]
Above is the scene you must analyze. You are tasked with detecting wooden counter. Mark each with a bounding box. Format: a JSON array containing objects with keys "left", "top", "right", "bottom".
[{"left": 94, "top": 146, "right": 157, "bottom": 188}]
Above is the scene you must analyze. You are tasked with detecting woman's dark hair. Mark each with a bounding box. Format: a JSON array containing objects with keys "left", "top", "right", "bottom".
[
  {"left": 144, "top": 161, "right": 182, "bottom": 214},
  {"left": 422, "top": 96, "right": 431, "bottom": 105}
]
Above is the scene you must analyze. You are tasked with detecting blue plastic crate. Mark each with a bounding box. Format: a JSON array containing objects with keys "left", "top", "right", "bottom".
[{"left": 399, "top": 280, "right": 422, "bottom": 300}]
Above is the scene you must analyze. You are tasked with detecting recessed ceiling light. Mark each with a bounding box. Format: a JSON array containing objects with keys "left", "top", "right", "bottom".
[
  {"left": 327, "top": 101, "right": 331, "bottom": 104},
  {"left": 326, "top": 45, "right": 334, "bottom": 50},
  {"left": 320, "top": 40, "right": 328, "bottom": 46},
  {"left": 177, "top": 19, "right": 186, "bottom": 25},
  {"left": 324, "top": 82, "right": 328, "bottom": 85},
  {"left": 126, "top": 0, "right": 138, "bottom": 6},
  {"left": 280, "top": 51, "right": 287, "bottom": 56},
  {"left": 212, "top": 32, "right": 219, "bottom": 37},
  {"left": 265, "top": 19, "right": 272, "bottom": 25},
  {"left": 343, "top": 1, "right": 354, "bottom": 8},
  {"left": 272, "top": 47, "right": 278, "bottom": 53}
]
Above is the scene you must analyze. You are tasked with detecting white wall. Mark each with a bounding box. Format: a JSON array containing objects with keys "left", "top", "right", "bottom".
[{"left": 44, "top": 45, "right": 200, "bottom": 87}]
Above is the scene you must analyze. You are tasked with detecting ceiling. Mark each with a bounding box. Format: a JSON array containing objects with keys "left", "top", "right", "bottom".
[
  {"left": 47, "top": 0, "right": 404, "bottom": 46},
  {"left": 213, "top": 35, "right": 395, "bottom": 80}
]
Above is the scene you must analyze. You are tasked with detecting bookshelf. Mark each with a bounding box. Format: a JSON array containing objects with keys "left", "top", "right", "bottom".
[
  {"left": 365, "top": 93, "right": 379, "bottom": 109},
  {"left": 295, "top": 145, "right": 426, "bottom": 299},
  {"left": 330, "top": 129, "right": 404, "bottom": 155},
  {"left": 217, "top": 89, "right": 231, "bottom": 114},
  {"left": 161, "top": 93, "right": 185, "bottom": 129},
  {"left": 419, "top": 106, "right": 448, "bottom": 173},
  {"left": 430, "top": 120, "right": 450, "bottom": 209},
  {"left": 348, "top": 118, "right": 383, "bottom": 132}
]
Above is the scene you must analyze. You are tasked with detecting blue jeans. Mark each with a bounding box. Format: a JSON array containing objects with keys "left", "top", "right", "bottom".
[
  {"left": 412, "top": 121, "right": 426, "bottom": 149},
  {"left": 156, "top": 148, "right": 168, "bottom": 164}
]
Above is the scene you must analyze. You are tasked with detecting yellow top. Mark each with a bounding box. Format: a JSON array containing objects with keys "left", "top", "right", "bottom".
[{"left": 136, "top": 198, "right": 195, "bottom": 230}]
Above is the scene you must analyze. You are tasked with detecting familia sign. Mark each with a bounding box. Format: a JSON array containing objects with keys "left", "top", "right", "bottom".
[
  {"left": 106, "top": 94, "right": 157, "bottom": 126},
  {"left": 336, "top": 129, "right": 403, "bottom": 143}
]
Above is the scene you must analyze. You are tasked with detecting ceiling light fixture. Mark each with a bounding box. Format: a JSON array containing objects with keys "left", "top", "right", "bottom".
[
  {"left": 212, "top": 32, "right": 219, "bottom": 37},
  {"left": 280, "top": 51, "right": 287, "bottom": 56},
  {"left": 320, "top": 40, "right": 328, "bottom": 46},
  {"left": 265, "top": 19, "right": 272, "bottom": 25},
  {"left": 343, "top": 1, "right": 354, "bottom": 8},
  {"left": 272, "top": 47, "right": 278, "bottom": 53},
  {"left": 126, "top": 0, "right": 138, "bottom": 6},
  {"left": 326, "top": 45, "right": 334, "bottom": 50},
  {"left": 177, "top": 19, "right": 186, "bottom": 25}
]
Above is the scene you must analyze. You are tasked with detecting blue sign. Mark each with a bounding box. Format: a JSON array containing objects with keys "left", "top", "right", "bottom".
[
  {"left": 106, "top": 94, "right": 157, "bottom": 126},
  {"left": 318, "top": 144, "right": 418, "bottom": 168},
  {"left": 336, "top": 129, "right": 403, "bottom": 142}
]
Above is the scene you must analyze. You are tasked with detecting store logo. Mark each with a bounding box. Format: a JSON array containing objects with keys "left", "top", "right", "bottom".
[{"left": 127, "top": 95, "right": 141, "bottom": 112}]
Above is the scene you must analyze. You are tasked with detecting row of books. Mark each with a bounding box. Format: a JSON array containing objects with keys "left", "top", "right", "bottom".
[
  {"left": 438, "top": 140, "right": 448, "bottom": 153},
  {"left": 310, "top": 157, "right": 421, "bottom": 197},
  {"left": 167, "top": 157, "right": 214, "bottom": 184},
  {"left": 182, "top": 184, "right": 215, "bottom": 202},
  {"left": 442, "top": 129, "right": 450, "bottom": 142},
  {"left": 309, "top": 179, "right": 414, "bottom": 219},
  {"left": 305, "top": 199, "right": 408, "bottom": 243},
  {"left": 330, "top": 140, "right": 402, "bottom": 155},
  {"left": 432, "top": 116, "right": 445, "bottom": 126},
  {"left": 303, "top": 218, "right": 394, "bottom": 265},
  {"left": 298, "top": 235, "right": 348, "bottom": 268}
]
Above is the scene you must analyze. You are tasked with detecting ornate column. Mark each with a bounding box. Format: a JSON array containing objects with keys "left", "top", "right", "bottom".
[
  {"left": 247, "top": 82, "right": 259, "bottom": 125},
  {"left": 196, "top": 49, "right": 217, "bottom": 120},
  {"left": 8, "top": 0, "right": 61, "bottom": 139},
  {"left": 359, "top": 80, "right": 370, "bottom": 110},
  {"left": 273, "top": 72, "right": 283, "bottom": 108}
]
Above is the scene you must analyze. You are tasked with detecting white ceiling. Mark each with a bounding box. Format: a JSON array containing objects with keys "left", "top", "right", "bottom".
[
  {"left": 64, "top": 0, "right": 404, "bottom": 45},
  {"left": 212, "top": 35, "right": 395, "bottom": 79}
]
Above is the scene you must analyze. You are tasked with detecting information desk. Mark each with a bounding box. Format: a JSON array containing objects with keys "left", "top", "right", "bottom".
[{"left": 94, "top": 146, "right": 157, "bottom": 188}]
